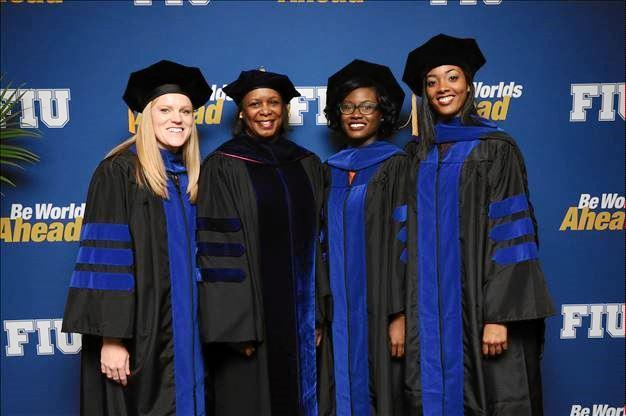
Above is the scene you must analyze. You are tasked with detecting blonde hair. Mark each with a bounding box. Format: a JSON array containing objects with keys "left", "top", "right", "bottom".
[{"left": 107, "top": 100, "right": 200, "bottom": 202}]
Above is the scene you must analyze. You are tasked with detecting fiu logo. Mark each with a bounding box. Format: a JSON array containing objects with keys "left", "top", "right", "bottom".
[
  {"left": 290, "top": 86, "right": 328, "bottom": 125},
  {"left": 0, "top": 203, "right": 84, "bottom": 243},
  {"left": 559, "top": 193, "right": 625, "bottom": 231},
  {"left": 2, "top": 89, "right": 71, "bottom": 129},
  {"left": 560, "top": 303, "right": 624, "bottom": 339},
  {"left": 570, "top": 83, "right": 625, "bottom": 122},
  {"left": 4, "top": 319, "right": 81, "bottom": 356}
]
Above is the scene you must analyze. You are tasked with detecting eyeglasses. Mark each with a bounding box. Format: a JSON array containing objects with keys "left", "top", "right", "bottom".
[{"left": 338, "top": 101, "right": 379, "bottom": 115}]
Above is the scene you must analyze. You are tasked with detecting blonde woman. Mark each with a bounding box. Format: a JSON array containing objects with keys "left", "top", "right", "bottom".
[{"left": 62, "top": 60, "right": 212, "bottom": 416}]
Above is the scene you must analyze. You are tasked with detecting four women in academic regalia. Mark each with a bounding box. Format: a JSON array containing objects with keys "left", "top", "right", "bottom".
[{"left": 64, "top": 34, "right": 554, "bottom": 416}]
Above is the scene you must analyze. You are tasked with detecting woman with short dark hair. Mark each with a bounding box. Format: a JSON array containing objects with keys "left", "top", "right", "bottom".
[
  {"left": 402, "top": 34, "right": 555, "bottom": 416},
  {"left": 195, "top": 69, "right": 333, "bottom": 416},
  {"left": 324, "top": 59, "right": 408, "bottom": 415}
]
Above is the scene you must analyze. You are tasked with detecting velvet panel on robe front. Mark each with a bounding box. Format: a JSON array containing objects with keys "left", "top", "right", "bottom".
[
  {"left": 325, "top": 141, "right": 408, "bottom": 416},
  {"left": 404, "top": 119, "right": 555, "bottom": 416},
  {"left": 196, "top": 135, "right": 332, "bottom": 416},
  {"left": 62, "top": 150, "right": 209, "bottom": 416}
]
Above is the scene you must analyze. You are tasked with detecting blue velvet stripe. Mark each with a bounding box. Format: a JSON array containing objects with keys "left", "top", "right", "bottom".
[
  {"left": 344, "top": 166, "right": 374, "bottom": 416},
  {"left": 279, "top": 165, "right": 318, "bottom": 416},
  {"left": 417, "top": 148, "right": 443, "bottom": 416},
  {"left": 417, "top": 140, "right": 481, "bottom": 416},
  {"left": 489, "top": 217, "right": 535, "bottom": 242},
  {"left": 76, "top": 246, "right": 133, "bottom": 266},
  {"left": 434, "top": 116, "right": 501, "bottom": 143},
  {"left": 493, "top": 242, "right": 539, "bottom": 265},
  {"left": 80, "top": 222, "right": 131, "bottom": 242},
  {"left": 488, "top": 194, "right": 529, "bottom": 218},
  {"left": 327, "top": 140, "right": 404, "bottom": 171},
  {"left": 400, "top": 248, "right": 408, "bottom": 264},
  {"left": 199, "top": 268, "right": 245, "bottom": 282},
  {"left": 394, "top": 206, "right": 408, "bottom": 264},
  {"left": 197, "top": 217, "right": 241, "bottom": 232},
  {"left": 197, "top": 242, "right": 245, "bottom": 257},
  {"left": 161, "top": 151, "right": 206, "bottom": 416},
  {"left": 438, "top": 141, "right": 480, "bottom": 416},
  {"left": 328, "top": 163, "right": 381, "bottom": 416},
  {"left": 396, "top": 227, "right": 407, "bottom": 243},
  {"left": 70, "top": 271, "right": 134, "bottom": 291},
  {"left": 392, "top": 204, "right": 408, "bottom": 222},
  {"left": 327, "top": 169, "right": 352, "bottom": 416}
]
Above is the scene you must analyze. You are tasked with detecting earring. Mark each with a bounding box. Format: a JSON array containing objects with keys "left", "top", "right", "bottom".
[{"left": 239, "top": 113, "right": 243, "bottom": 119}]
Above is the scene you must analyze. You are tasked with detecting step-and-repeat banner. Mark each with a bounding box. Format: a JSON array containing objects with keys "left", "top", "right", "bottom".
[{"left": 1, "top": 1, "right": 624, "bottom": 415}]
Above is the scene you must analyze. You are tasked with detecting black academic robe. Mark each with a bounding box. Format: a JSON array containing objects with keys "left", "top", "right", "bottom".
[
  {"left": 196, "top": 134, "right": 333, "bottom": 416},
  {"left": 325, "top": 141, "right": 408, "bottom": 416},
  {"left": 404, "top": 118, "right": 555, "bottom": 416},
  {"left": 62, "top": 148, "right": 207, "bottom": 416}
]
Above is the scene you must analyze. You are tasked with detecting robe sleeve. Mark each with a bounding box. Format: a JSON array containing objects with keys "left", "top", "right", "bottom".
[
  {"left": 62, "top": 157, "right": 135, "bottom": 339},
  {"left": 196, "top": 155, "right": 259, "bottom": 344},
  {"left": 483, "top": 139, "right": 555, "bottom": 324},
  {"left": 388, "top": 155, "right": 409, "bottom": 317}
]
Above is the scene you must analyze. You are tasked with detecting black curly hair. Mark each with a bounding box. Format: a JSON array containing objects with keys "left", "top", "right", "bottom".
[{"left": 324, "top": 77, "right": 400, "bottom": 139}]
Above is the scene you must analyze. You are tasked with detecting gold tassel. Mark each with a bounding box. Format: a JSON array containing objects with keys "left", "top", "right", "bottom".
[{"left": 411, "top": 93, "right": 419, "bottom": 137}]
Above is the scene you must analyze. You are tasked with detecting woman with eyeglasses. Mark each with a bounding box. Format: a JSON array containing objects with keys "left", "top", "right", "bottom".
[
  {"left": 195, "top": 69, "right": 333, "bottom": 416},
  {"left": 323, "top": 59, "right": 408, "bottom": 415},
  {"left": 401, "top": 34, "right": 555, "bottom": 415}
]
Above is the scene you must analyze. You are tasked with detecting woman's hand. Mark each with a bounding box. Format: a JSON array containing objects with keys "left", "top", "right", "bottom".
[
  {"left": 388, "top": 314, "right": 406, "bottom": 358},
  {"left": 482, "top": 323, "right": 508, "bottom": 356},
  {"left": 101, "top": 338, "right": 131, "bottom": 386},
  {"left": 315, "top": 328, "right": 322, "bottom": 347}
]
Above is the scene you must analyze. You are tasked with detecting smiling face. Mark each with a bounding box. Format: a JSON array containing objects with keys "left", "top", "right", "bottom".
[
  {"left": 150, "top": 93, "right": 194, "bottom": 151},
  {"left": 425, "top": 65, "right": 470, "bottom": 119},
  {"left": 240, "top": 88, "right": 284, "bottom": 139},
  {"left": 339, "top": 87, "right": 381, "bottom": 145}
]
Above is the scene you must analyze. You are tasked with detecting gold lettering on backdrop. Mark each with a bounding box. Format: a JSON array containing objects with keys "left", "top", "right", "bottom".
[
  {"left": 0, "top": 0, "right": 63, "bottom": 3},
  {"left": 0, "top": 217, "right": 82, "bottom": 243}
]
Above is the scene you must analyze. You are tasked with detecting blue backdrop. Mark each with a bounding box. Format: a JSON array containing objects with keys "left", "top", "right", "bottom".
[{"left": 1, "top": 1, "right": 624, "bottom": 415}]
